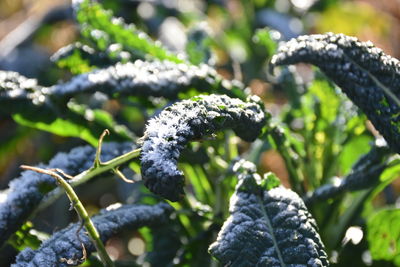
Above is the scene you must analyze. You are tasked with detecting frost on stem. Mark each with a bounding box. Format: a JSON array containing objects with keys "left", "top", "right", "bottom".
[
  {"left": 209, "top": 160, "right": 329, "bottom": 266},
  {"left": 13, "top": 203, "right": 173, "bottom": 267},
  {"left": 270, "top": 32, "right": 400, "bottom": 153},
  {"left": 0, "top": 142, "right": 133, "bottom": 247},
  {"left": 304, "top": 140, "right": 391, "bottom": 204},
  {"left": 140, "top": 94, "right": 267, "bottom": 201}
]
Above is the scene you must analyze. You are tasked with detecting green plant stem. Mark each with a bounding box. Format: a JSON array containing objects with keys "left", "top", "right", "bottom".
[
  {"left": 33, "top": 147, "right": 141, "bottom": 215},
  {"left": 21, "top": 166, "right": 115, "bottom": 267},
  {"left": 269, "top": 126, "right": 305, "bottom": 194}
]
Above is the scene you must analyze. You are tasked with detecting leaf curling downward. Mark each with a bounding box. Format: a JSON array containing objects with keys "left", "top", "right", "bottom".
[
  {"left": 270, "top": 32, "right": 400, "bottom": 154},
  {"left": 140, "top": 95, "right": 267, "bottom": 201}
]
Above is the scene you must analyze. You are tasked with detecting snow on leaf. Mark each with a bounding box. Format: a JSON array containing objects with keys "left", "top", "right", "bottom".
[
  {"left": 140, "top": 94, "right": 267, "bottom": 201},
  {"left": 0, "top": 142, "right": 133, "bottom": 247},
  {"left": 270, "top": 33, "right": 400, "bottom": 153},
  {"left": 209, "top": 162, "right": 328, "bottom": 267},
  {"left": 12, "top": 203, "right": 173, "bottom": 267}
]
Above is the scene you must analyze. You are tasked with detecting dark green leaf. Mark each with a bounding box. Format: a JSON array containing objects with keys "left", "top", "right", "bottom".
[
  {"left": 271, "top": 33, "right": 400, "bottom": 153},
  {"left": 209, "top": 168, "right": 328, "bottom": 266}
]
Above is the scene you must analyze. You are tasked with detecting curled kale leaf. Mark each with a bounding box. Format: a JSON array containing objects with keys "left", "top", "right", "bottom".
[
  {"left": 304, "top": 140, "right": 391, "bottom": 204},
  {"left": 270, "top": 33, "right": 400, "bottom": 153},
  {"left": 140, "top": 94, "right": 267, "bottom": 201},
  {"left": 0, "top": 60, "right": 240, "bottom": 109},
  {"left": 50, "top": 60, "right": 231, "bottom": 99},
  {"left": 13, "top": 203, "right": 173, "bottom": 267},
  {"left": 0, "top": 142, "right": 133, "bottom": 247},
  {"left": 209, "top": 160, "right": 329, "bottom": 267}
]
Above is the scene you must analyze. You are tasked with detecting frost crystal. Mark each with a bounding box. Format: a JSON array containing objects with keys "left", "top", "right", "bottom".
[
  {"left": 0, "top": 71, "right": 44, "bottom": 108},
  {"left": 50, "top": 60, "right": 230, "bottom": 98},
  {"left": 209, "top": 162, "right": 329, "bottom": 266},
  {"left": 0, "top": 60, "right": 239, "bottom": 112},
  {"left": 270, "top": 32, "right": 400, "bottom": 153},
  {"left": 0, "top": 142, "right": 133, "bottom": 246},
  {"left": 140, "top": 94, "right": 267, "bottom": 201},
  {"left": 13, "top": 203, "right": 172, "bottom": 267}
]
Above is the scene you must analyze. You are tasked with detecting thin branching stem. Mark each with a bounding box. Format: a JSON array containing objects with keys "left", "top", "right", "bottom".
[
  {"left": 20, "top": 165, "right": 115, "bottom": 267},
  {"left": 33, "top": 147, "right": 142, "bottom": 216}
]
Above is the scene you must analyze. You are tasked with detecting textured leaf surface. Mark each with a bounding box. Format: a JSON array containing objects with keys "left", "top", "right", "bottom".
[
  {"left": 0, "top": 71, "right": 132, "bottom": 144},
  {"left": 140, "top": 94, "right": 267, "bottom": 201},
  {"left": 270, "top": 33, "right": 400, "bottom": 153},
  {"left": 13, "top": 203, "right": 173, "bottom": 267},
  {"left": 209, "top": 161, "right": 328, "bottom": 267},
  {"left": 367, "top": 208, "right": 400, "bottom": 265},
  {"left": 0, "top": 142, "right": 133, "bottom": 247},
  {"left": 50, "top": 60, "right": 232, "bottom": 99}
]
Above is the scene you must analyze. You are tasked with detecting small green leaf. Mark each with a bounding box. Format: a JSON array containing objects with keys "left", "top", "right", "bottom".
[
  {"left": 261, "top": 172, "right": 281, "bottom": 190},
  {"left": 253, "top": 28, "right": 278, "bottom": 56},
  {"left": 8, "top": 222, "right": 47, "bottom": 251},
  {"left": 13, "top": 103, "right": 131, "bottom": 146}
]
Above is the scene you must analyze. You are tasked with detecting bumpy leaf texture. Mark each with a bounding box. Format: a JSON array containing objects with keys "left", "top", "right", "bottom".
[
  {"left": 13, "top": 203, "right": 172, "bottom": 267},
  {"left": 140, "top": 94, "right": 267, "bottom": 201},
  {"left": 304, "top": 140, "right": 391, "bottom": 205},
  {"left": 50, "top": 60, "right": 233, "bottom": 99},
  {"left": 0, "top": 60, "right": 236, "bottom": 112},
  {"left": 270, "top": 33, "right": 400, "bottom": 153},
  {"left": 0, "top": 142, "right": 133, "bottom": 247},
  {"left": 209, "top": 160, "right": 329, "bottom": 267},
  {"left": 0, "top": 71, "right": 48, "bottom": 110}
]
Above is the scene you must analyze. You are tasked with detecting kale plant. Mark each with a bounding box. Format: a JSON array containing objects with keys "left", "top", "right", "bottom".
[{"left": 1, "top": 0, "right": 400, "bottom": 266}]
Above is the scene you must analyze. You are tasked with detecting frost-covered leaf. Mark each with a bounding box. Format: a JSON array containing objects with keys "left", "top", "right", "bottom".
[
  {"left": 12, "top": 203, "right": 173, "bottom": 267},
  {"left": 0, "top": 71, "right": 133, "bottom": 144},
  {"left": 304, "top": 140, "right": 391, "bottom": 204},
  {"left": 270, "top": 33, "right": 400, "bottom": 153},
  {"left": 2, "top": 59, "right": 238, "bottom": 104},
  {"left": 73, "top": 0, "right": 183, "bottom": 63},
  {"left": 0, "top": 143, "right": 133, "bottom": 247},
  {"left": 50, "top": 60, "right": 233, "bottom": 99},
  {"left": 2, "top": 57, "right": 243, "bottom": 142},
  {"left": 209, "top": 161, "right": 328, "bottom": 267},
  {"left": 140, "top": 94, "right": 267, "bottom": 201}
]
